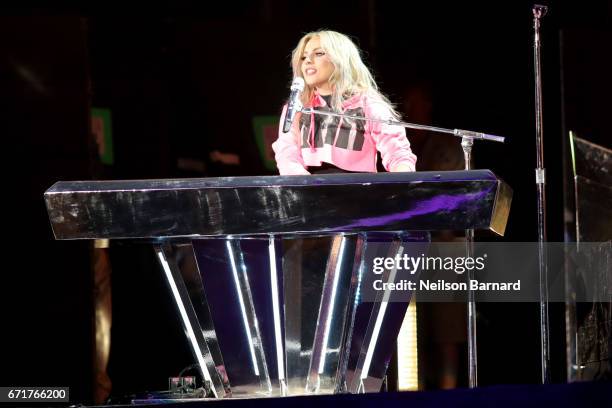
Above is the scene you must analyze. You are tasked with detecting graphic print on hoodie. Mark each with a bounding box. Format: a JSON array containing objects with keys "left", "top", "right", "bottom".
[{"left": 299, "top": 102, "right": 366, "bottom": 151}]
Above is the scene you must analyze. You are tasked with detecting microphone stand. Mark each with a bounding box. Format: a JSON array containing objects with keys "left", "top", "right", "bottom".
[
  {"left": 300, "top": 108, "right": 505, "bottom": 143},
  {"left": 532, "top": 3, "right": 550, "bottom": 384},
  {"left": 302, "top": 107, "right": 505, "bottom": 388}
]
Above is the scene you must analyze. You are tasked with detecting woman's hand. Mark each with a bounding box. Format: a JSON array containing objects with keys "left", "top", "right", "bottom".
[{"left": 390, "top": 163, "right": 414, "bottom": 172}]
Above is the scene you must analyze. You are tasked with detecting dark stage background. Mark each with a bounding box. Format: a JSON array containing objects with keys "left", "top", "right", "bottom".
[{"left": 0, "top": 1, "right": 610, "bottom": 404}]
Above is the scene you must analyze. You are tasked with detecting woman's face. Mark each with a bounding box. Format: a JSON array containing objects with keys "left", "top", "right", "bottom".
[{"left": 301, "top": 36, "right": 335, "bottom": 95}]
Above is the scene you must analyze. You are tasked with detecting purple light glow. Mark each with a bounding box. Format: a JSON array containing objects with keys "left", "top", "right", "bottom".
[{"left": 332, "top": 188, "right": 493, "bottom": 230}]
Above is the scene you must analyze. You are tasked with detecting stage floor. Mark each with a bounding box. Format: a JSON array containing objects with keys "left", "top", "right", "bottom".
[{"left": 86, "top": 381, "right": 612, "bottom": 408}]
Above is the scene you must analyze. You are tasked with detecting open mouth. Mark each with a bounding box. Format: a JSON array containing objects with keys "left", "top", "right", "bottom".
[{"left": 305, "top": 68, "right": 317, "bottom": 75}]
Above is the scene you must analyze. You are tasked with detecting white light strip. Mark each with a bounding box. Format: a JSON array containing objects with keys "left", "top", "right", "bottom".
[
  {"left": 318, "top": 236, "right": 346, "bottom": 374},
  {"left": 361, "top": 247, "right": 402, "bottom": 379},
  {"left": 226, "top": 241, "right": 260, "bottom": 376},
  {"left": 397, "top": 300, "right": 418, "bottom": 390},
  {"left": 157, "top": 250, "right": 218, "bottom": 398},
  {"left": 268, "top": 238, "right": 285, "bottom": 380}
]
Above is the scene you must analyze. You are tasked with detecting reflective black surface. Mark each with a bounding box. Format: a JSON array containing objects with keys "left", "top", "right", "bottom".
[{"left": 45, "top": 170, "right": 511, "bottom": 239}]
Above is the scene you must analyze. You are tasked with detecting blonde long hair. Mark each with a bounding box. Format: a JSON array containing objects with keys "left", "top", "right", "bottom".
[{"left": 290, "top": 30, "right": 399, "bottom": 118}]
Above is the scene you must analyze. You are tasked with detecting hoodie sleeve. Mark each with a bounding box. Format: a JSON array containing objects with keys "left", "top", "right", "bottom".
[
  {"left": 271, "top": 105, "right": 311, "bottom": 175},
  {"left": 365, "top": 97, "right": 417, "bottom": 172}
]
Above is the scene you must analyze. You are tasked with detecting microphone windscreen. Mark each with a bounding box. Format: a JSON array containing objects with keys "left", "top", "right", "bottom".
[{"left": 290, "top": 77, "right": 305, "bottom": 92}]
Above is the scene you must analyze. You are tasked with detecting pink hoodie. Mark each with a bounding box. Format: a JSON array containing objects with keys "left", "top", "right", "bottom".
[{"left": 272, "top": 91, "right": 417, "bottom": 175}]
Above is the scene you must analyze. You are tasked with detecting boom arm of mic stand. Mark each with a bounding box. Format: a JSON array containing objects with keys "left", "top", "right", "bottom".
[{"left": 300, "top": 108, "right": 505, "bottom": 143}]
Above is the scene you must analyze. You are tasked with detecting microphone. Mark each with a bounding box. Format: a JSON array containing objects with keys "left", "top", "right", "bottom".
[{"left": 282, "top": 77, "right": 305, "bottom": 133}]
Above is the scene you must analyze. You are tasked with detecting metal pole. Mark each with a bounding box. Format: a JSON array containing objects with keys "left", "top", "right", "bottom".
[
  {"left": 462, "top": 136, "right": 478, "bottom": 387},
  {"left": 533, "top": 3, "right": 551, "bottom": 384},
  {"left": 301, "top": 108, "right": 505, "bottom": 144}
]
